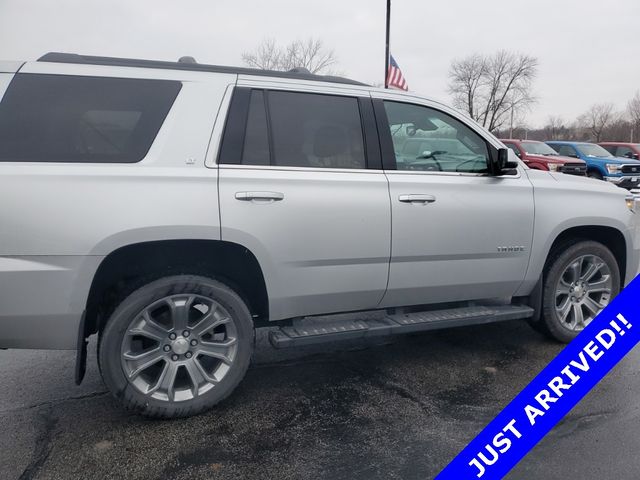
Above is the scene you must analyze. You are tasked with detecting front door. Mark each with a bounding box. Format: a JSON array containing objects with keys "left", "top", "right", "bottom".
[{"left": 374, "top": 97, "right": 535, "bottom": 307}]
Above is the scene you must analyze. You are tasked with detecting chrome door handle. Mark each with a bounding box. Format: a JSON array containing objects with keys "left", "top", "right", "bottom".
[
  {"left": 398, "top": 194, "right": 436, "bottom": 204},
  {"left": 235, "top": 191, "right": 284, "bottom": 202}
]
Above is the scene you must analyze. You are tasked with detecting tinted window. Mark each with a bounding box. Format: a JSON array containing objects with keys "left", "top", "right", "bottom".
[
  {"left": 267, "top": 91, "right": 366, "bottom": 169},
  {"left": 384, "top": 101, "right": 489, "bottom": 173},
  {"left": 0, "top": 74, "right": 181, "bottom": 163},
  {"left": 241, "top": 90, "right": 270, "bottom": 165},
  {"left": 615, "top": 146, "right": 634, "bottom": 158}
]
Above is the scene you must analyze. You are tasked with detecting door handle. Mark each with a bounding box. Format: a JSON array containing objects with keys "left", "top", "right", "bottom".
[
  {"left": 398, "top": 194, "right": 436, "bottom": 204},
  {"left": 235, "top": 191, "right": 285, "bottom": 202}
]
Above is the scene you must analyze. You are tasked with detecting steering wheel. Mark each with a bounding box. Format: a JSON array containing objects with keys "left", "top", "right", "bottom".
[
  {"left": 455, "top": 157, "right": 487, "bottom": 173},
  {"left": 413, "top": 150, "right": 445, "bottom": 171}
]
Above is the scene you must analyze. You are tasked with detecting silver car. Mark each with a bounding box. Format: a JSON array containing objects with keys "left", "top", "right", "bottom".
[{"left": 0, "top": 52, "right": 638, "bottom": 417}]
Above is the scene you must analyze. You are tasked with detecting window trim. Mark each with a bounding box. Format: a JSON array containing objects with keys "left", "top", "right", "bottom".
[
  {"left": 218, "top": 86, "right": 382, "bottom": 170},
  {"left": 372, "top": 98, "right": 504, "bottom": 177}
]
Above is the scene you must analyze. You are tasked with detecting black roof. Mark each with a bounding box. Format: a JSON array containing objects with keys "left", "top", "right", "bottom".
[{"left": 37, "top": 52, "right": 368, "bottom": 86}]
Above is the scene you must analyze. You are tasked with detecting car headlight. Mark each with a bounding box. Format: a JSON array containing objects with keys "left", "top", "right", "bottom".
[
  {"left": 606, "top": 164, "right": 622, "bottom": 174},
  {"left": 548, "top": 164, "right": 559, "bottom": 172},
  {"left": 626, "top": 196, "right": 638, "bottom": 213}
]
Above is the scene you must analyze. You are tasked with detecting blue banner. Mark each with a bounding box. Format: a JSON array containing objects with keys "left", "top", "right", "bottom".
[{"left": 435, "top": 275, "right": 640, "bottom": 480}]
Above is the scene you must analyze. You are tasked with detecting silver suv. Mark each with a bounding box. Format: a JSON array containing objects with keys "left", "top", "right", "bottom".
[{"left": 1, "top": 53, "right": 638, "bottom": 418}]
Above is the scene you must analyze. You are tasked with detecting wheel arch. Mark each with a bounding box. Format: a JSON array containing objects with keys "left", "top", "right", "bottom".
[
  {"left": 545, "top": 226, "right": 627, "bottom": 283},
  {"left": 84, "top": 239, "right": 270, "bottom": 339},
  {"left": 517, "top": 224, "right": 627, "bottom": 326}
]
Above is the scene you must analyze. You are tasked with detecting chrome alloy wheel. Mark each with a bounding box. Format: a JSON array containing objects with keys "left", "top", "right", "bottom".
[
  {"left": 554, "top": 254, "right": 613, "bottom": 331},
  {"left": 120, "top": 294, "right": 238, "bottom": 402}
]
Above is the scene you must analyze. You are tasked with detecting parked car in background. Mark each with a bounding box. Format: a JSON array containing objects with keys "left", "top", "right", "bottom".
[
  {"left": 599, "top": 142, "right": 640, "bottom": 160},
  {"left": 500, "top": 139, "right": 586, "bottom": 175},
  {"left": 546, "top": 141, "right": 640, "bottom": 190}
]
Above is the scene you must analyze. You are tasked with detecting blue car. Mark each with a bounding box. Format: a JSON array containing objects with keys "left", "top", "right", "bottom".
[{"left": 546, "top": 141, "right": 640, "bottom": 190}]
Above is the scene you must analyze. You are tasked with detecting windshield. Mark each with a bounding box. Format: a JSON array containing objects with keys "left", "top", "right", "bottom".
[
  {"left": 521, "top": 141, "right": 558, "bottom": 156},
  {"left": 576, "top": 144, "right": 614, "bottom": 158}
]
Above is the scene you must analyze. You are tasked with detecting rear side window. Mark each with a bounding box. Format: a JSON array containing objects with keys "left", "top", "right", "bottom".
[
  {"left": 0, "top": 74, "right": 181, "bottom": 163},
  {"left": 267, "top": 91, "right": 366, "bottom": 169}
]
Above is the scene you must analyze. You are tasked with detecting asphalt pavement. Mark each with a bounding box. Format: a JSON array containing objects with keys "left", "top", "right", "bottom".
[{"left": 1, "top": 312, "right": 639, "bottom": 480}]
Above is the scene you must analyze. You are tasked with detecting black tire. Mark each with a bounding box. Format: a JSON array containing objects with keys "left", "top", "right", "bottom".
[
  {"left": 540, "top": 240, "right": 620, "bottom": 343},
  {"left": 587, "top": 170, "right": 603, "bottom": 181},
  {"left": 99, "top": 275, "right": 254, "bottom": 418}
]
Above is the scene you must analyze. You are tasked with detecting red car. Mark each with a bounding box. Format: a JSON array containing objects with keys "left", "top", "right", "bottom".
[
  {"left": 500, "top": 139, "right": 587, "bottom": 175},
  {"left": 599, "top": 142, "right": 640, "bottom": 160}
]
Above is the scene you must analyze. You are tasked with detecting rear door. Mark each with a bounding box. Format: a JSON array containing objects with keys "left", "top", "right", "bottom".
[
  {"left": 217, "top": 84, "right": 391, "bottom": 321},
  {"left": 373, "top": 95, "right": 534, "bottom": 307}
]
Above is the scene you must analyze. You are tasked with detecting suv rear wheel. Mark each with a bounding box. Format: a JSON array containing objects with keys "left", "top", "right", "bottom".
[
  {"left": 540, "top": 240, "right": 619, "bottom": 343},
  {"left": 99, "top": 275, "right": 254, "bottom": 418}
]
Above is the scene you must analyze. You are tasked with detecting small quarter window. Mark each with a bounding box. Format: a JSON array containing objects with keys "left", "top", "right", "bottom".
[{"left": 241, "top": 90, "right": 270, "bottom": 166}]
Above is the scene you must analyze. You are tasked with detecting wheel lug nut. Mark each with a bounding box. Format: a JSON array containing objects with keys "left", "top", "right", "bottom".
[
  {"left": 171, "top": 354, "right": 179, "bottom": 361},
  {"left": 183, "top": 330, "right": 190, "bottom": 337},
  {"left": 163, "top": 345, "right": 171, "bottom": 352},
  {"left": 185, "top": 352, "right": 192, "bottom": 359},
  {"left": 169, "top": 333, "right": 177, "bottom": 340},
  {"left": 190, "top": 339, "right": 198, "bottom": 346}
]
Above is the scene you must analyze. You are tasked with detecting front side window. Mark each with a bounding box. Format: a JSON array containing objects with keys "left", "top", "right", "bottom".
[
  {"left": 0, "top": 73, "right": 181, "bottom": 163},
  {"left": 383, "top": 101, "right": 489, "bottom": 173},
  {"left": 554, "top": 145, "right": 578, "bottom": 157},
  {"left": 267, "top": 91, "right": 366, "bottom": 169}
]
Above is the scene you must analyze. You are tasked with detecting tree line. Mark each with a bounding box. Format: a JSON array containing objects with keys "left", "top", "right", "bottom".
[{"left": 242, "top": 39, "right": 639, "bottom": 143}]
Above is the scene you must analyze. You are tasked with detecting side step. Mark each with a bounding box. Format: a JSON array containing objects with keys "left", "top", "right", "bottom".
[{"left": 269, "top": 305, "right": 534, "bottom": 349}]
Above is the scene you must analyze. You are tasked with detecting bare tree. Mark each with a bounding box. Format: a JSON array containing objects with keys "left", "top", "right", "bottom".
[
  {"left": 544, "top": 115, "right": 565, "bottom": 140},
  {"left": 242, "top": 38, "right": 337, "bottom": 74},
  {"left": 578, "top": 103, "right": 617, "bottom": 142},
  {"left": 448, "top": 51, "right": 538, "bottom": 132},
  {"left": 628, "top": 91, "right": 640, "bottom": 142},
  {"left": 448, "top": 54, "right": 486, "bottom": 121}
]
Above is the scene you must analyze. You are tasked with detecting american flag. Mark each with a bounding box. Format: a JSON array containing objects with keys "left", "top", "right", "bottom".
[{"left": 387, "top": 55, "right": 408, "bottom": 91}]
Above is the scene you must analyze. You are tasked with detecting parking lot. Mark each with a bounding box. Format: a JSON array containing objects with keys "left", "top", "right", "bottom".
[{"left": 2, "top": 312, "right": 639, "bottom": 480}]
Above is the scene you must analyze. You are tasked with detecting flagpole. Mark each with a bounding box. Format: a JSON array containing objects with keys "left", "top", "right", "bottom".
[{"left": 384, "top": 0, "right": 391, "bottom": 88}]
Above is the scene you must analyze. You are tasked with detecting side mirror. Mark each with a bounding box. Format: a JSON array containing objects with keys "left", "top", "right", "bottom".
[
  {"left": 490, "top": 148, "right": 518, "bottom": 176},
  {"left": 625, "top": 152, "right": 639, "bottom": 160}
]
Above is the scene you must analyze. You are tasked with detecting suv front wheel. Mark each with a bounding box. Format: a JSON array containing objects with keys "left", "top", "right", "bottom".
[
  {"left": 540, "top": 240, "right": 620, "bottom": 343},
  {"left": 99, "top": 275, "right": 254, "bottom": 418}
]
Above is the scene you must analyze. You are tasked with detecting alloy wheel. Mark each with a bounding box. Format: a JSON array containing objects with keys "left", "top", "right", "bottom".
[
  {"left": 120, "top": 294, "right": 238, "bottom": 402},
  {"left": 554, "top": 254, "right": 613, "bottom": 331}
]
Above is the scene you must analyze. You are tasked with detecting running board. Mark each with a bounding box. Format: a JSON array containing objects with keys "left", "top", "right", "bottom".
[{"left": 269, "top": 304, "right": 534, "bottom": 349}]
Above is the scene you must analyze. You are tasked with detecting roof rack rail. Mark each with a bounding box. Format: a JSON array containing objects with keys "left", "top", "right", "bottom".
[{"left": 36, "top": 52, "right": 368, "bottom": 87}]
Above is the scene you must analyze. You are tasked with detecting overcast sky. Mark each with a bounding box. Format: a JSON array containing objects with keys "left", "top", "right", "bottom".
[{"left": 1, "top": 0, "right": 638, "bottom": 127}]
